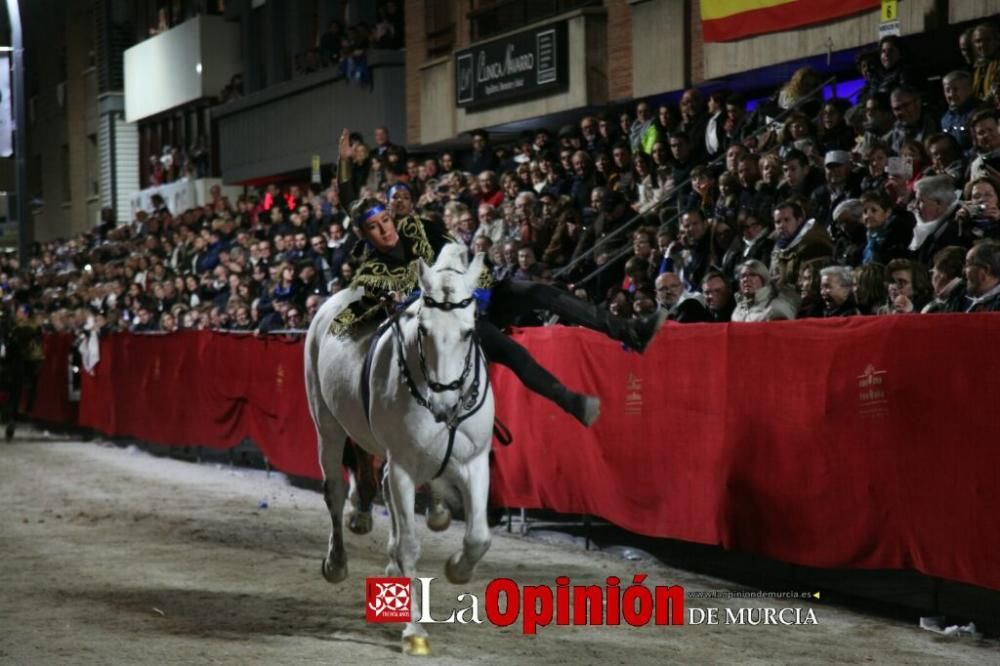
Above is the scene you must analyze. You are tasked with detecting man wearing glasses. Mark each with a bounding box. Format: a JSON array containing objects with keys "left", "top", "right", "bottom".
[
  {"left": 963, "top": 241, "right": 1000, "bottom": 312},
  {"left": 888, "top": 86, "right": 937, "bottom": 154}
]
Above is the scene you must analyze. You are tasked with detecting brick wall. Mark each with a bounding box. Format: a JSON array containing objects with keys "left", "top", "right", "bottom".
[
  {"left": 405, "top": 0, "right": 425, "bottom": 145},
  {"left": 689, "top": 0, "right": 704, "bottom": 84},
  {"left": 605, "top": 0, "right": 633, "bottom": 101},
  {"left": 456, "top": 0, "right": 470, "bottom": 49}
]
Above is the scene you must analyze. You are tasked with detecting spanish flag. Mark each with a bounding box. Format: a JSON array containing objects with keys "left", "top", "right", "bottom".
[{"left": 700, "top": 0, "right": 880, "bottom": 43}]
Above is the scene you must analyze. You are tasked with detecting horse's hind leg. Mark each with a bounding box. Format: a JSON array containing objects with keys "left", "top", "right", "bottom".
[
  {"left": 316, "top": 413, "right": 350, "bottom": 584},
  {"left": 445, "top": 450, "right": 492, "bottom": 585},
  {"left": 425, "top": 478, "right": 452, "bottom": 532},
  {"left": 343, "top": 439, "right": 376, "bottom": 535},
  {"left": 384, "top": 458, "right": 430, "bottom": 655}
]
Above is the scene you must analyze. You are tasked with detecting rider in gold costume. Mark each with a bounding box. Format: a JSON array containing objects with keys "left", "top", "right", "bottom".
[{"left": 332, "top": 195, "right": 665, "bottom": 426}]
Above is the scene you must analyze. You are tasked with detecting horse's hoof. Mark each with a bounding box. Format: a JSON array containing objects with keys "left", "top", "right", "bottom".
[
  {"left": 403, "top": 635, "right": 431, "bottom": 656},
  {"left": 349, "top": 511, "right": 373, "bottom": 535},
  {"left": 321, "top": 557, "right": 348, "bottom": 584},
  {"left": 5, "top": 424, "right": 13, "bottom": 441},
  {"left": 445, "top": 553, "right": 471, "bottom": 585},
  {"left": 425, "top": 507, "right": 451, "bottom": 532}
]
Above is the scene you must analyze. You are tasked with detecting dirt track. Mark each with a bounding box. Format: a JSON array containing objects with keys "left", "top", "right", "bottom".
[{"left": 0, "top": 433, "right": 996, "bottom": 665}]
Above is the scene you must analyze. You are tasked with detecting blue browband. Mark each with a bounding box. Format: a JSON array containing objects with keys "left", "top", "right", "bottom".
[
  {"left": 362, "top": 204, "right": 386, "bottom": 222},
  {"left": 387, "top": 183, "right": 411, "bottom": 200}
]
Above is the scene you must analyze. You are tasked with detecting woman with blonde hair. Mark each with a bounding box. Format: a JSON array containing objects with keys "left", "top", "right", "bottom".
[
  {"left": 757, "top": 153, "right": 783, "bottom": 215},
  {"left": 778, "top": 67, "right": 824, "bottom": 115}
]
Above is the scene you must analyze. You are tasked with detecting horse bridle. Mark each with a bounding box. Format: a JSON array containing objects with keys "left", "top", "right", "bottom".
[
  {"left": 417, "top": 295, "right": 476, "bottom": 393},
  {"left": 391, "top": 293, "right": 489, "bottom": 478}
]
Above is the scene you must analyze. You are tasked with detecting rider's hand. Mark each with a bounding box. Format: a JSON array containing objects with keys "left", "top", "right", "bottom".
[
  {"left": 338, "top": 128, "right": 353, "bottom": 161},
  {"left": 380, "top": 291, "right": 404, "bottom": 306}
]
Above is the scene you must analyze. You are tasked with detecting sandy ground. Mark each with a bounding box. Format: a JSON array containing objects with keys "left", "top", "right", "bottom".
[{"left": 0, "top": 432, "right": 997, "bottom": 665}]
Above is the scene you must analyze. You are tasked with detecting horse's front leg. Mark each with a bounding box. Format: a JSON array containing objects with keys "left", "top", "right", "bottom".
[
  {"left": 384, "top": 458, "right": 431, "bottom": 655},
  {"left": 445, "top": 449, "right": 492, "bottom": 585}
]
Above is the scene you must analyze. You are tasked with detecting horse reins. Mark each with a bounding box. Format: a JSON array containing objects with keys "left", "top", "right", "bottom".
[{"left": 391, "top": 295, "right": 491, "bottom": 479}]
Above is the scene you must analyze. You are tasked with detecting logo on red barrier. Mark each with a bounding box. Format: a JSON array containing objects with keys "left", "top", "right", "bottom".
[
  {"left": 857, "top": 364, "right": 889, "bottom": 417},
  {"left": 366, "top": 577, "right": 412, "bottom": 622}
]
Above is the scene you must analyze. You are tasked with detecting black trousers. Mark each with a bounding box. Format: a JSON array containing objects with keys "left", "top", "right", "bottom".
[
  {"left": 485, "top": 279, "right": 630, "bottom": 339},
  {"left": 3, "top": 361, "right": 40, "bottom": 426},
  {"left": 475, "top": 280, "right": 632, "bottom": 412}
]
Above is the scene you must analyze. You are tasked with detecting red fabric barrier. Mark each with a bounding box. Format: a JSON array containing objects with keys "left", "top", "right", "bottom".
[
  {"left": 78, "top": 331, "right": 322, "bottom": 478},
  {"left": 29, "top": 333, "right": 77, "bottom": 424},
  {"left": 69, "top": 317, "right": 1000, "bottom": 592},
  {"left": 490, "top": 316, "right": 1000, "bottom": 592}
]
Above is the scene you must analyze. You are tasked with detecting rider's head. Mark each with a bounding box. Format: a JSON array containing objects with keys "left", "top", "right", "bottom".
[
  {"left": 387, "top": 182, "right": 414, "bottom": 218},
  {"left": 352, "top": 198, "right": 399, "bottom": 253}
]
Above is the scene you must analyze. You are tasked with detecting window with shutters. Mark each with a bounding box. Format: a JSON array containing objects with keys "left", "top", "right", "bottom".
[{"left": 425, "top": 0, "right": 455, "bottom": 59}]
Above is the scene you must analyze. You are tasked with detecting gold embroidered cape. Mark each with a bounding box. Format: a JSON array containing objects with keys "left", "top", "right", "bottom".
[{"left": 330, "top": 216, "right": 493, "bottom": 334}]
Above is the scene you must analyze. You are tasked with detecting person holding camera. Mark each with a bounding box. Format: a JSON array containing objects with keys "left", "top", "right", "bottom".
[{"left": 956, "top": 176, "right": 1000, "bottom": 241}]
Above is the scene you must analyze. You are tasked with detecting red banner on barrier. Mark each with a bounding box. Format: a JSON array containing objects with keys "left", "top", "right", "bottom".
[
  {"left": 71, "top": 317, "right": 1000, "bottom": 592},
  {"left": 78, "top": 331, "right": 321, "bottom": 478}
]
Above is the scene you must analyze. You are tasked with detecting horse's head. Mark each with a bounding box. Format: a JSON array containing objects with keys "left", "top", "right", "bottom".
[{"left": 414, "top": 244, "right": 485, "bottom": 421}]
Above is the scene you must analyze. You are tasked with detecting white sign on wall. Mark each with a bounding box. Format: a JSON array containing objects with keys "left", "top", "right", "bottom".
[
  {"left": 130, "top": 179, "right": 198, "bottom": 219},
  {"left": 0, "top": 54, "right": 12, "bottom": 158}
]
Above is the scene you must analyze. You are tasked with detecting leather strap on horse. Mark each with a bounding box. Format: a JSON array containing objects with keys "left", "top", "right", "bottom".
[
  {"left": 361, "top": 298, "right": 503, "bottom": 479},
  {"left": 433, "top": 345, "right": 490, "bottom": 478},
  {"left": 360, "top": 319, "right": 395, "bottom": 425},
  {"left": 360, "top": 294, "right": 423, "bottom": 425},
  {"left": 493, "top": 418, "right": 513, "bottom": 446},
  {"left": 390, "top": 317, "right": 490, "bottom": 479}
]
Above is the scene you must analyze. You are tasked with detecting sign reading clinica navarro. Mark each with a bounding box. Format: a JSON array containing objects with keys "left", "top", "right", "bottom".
[{"left": 455, "top": 22, "right": 568, "bottom": 109}]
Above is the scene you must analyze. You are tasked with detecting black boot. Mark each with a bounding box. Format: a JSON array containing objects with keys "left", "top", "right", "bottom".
[
  {"left": 623, "top": 309, "right": 670, "bottom": 353},
  {"left": 513, "top": 283, "right": 668, "bottom": 353},
  {"left": 478, "top": 318, "right": 603, "bottom": 426},
  {"left": 553, "top": 385, "right": 601, "bottom": 427}
]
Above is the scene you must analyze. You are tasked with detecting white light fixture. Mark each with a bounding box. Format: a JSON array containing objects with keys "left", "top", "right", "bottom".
[{"left": 196, "top": 63, "right": 203, "bottom": 74}]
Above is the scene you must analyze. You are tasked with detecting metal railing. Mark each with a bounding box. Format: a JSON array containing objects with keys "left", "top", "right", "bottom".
[
  {"left": 553, "top": 77, "right": 837, "bottom": 289},
  {"left": 124, "top": 328, "right": 308, "bottom": 337}
]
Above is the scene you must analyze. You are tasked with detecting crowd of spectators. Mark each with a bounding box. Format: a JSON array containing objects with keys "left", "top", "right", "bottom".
[
  {"left": 4, "top": 22, "right": 1000, "bottom": 343},
  {"left": 296, "top": 1, "right": 404, "bottom": 80},
  {"left": 147, "top": 137, "right": 212, "bottom": 186}
]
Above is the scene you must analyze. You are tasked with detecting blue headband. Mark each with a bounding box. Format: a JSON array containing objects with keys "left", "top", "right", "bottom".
[
  {"left": 387, "top": 183, "right": 411, "bottom": 200},
  {"left": 361, "top": 204, "right": 386, "bottom": 223}
]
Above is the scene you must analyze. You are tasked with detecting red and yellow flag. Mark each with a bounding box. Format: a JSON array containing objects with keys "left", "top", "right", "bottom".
[{"left": 700, "top": 0, "right": 880, "bottom": 43}]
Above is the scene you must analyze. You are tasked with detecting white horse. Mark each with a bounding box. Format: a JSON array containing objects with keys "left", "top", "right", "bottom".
[{"left": 304, "top": 244, "right": 494, "bottom": 656}]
